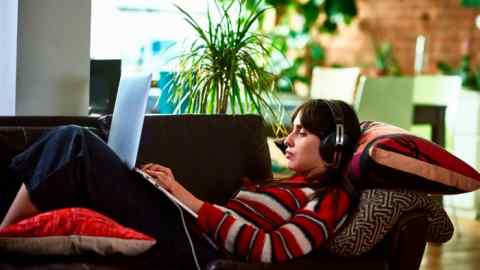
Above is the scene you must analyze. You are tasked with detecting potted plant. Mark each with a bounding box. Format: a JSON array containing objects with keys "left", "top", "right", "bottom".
[
  {"left": 231, "top": 0, "right": 358, "bottom": 93},
  {"left": 372, "top": 42, "right": 402, "bottom": 77},
  {"left": 170, "top": 0, "right": 285, "bottom": 133}
]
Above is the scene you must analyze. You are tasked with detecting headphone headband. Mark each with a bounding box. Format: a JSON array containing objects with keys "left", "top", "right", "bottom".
[{"left": 323, "top": 100, "right": 345, "bottom": 169}]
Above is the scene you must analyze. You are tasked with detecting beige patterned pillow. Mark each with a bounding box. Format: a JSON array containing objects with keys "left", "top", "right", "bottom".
[{"left": 327, "top": 189, "right": 453, "bottom": 257}]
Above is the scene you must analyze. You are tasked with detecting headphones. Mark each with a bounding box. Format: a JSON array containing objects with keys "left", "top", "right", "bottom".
[{"left": 320, "top": 100, "right": 351, "bottom": 170}]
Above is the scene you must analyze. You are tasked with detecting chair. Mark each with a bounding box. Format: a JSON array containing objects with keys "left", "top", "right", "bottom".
[
  {"left": 412, "top": 75, "right": 462, "bottom": 107},
  {"left": 89, "top": 59, "right": 121, "bottom": 115},
  {"left": 310, "top": 67, "right": 361, "bottom": 105},
  {"left": 355, "top": 76, "right": 415, "bottom": 130}
]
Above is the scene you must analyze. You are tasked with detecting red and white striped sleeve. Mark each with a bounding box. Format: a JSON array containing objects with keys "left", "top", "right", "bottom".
[{"left": 196, "top": 188, "right": 351, "bottom": 263}]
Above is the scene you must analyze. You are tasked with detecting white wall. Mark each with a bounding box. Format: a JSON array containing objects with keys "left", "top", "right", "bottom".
[
  {"left": 444, "top": 89, "right": 480, "bottom": 219},
  {"left": 0, "top": 0, "right": 18, "bottom": 116},
  {"left": 16, "top": 0, "right": 91, "bottom": 115}
]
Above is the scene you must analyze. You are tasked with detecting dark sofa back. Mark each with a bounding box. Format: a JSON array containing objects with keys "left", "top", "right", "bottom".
[
  {"left": 137, "top": 114, "right": 272, "bottom": 204},
  {"left": 0, "top": 114, "right": 272, "bottom": 217}
]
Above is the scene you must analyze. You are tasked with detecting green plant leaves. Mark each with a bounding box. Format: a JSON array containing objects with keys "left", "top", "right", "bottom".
[
  {"left": 308, "top": 42, "right": 325, "bottom": 63},
  {"left": 438, "top": 55, "right": 480, "bottom": 91},
  {"left": 217, "top": 0, "right": 358, "bottom": 97},
  {"left": 266, "top": 0, "right": 289, "bottom": 6},
  {"left": 374, "top": 42, "right": 402, "bottom": 76},
  {"left": 298, "top": 1, "right": 320, "bottom": 31},
  {"left": 171, "top": 0, "right": 285, "bottom": 130}
]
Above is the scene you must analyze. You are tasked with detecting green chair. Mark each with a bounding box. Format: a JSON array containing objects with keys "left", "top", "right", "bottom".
[
  {"left": 412, "top": 75, "right": 461, "bottom": 106},
  {"left": 355, "top": 76, "right": 415, "bottom": 130},
  {"left": 411, "top": 75, "right": 462, "bottom": 150}
]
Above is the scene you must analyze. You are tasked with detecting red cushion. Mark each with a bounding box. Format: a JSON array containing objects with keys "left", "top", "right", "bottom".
[
  {"left": 346, "top": 121, "right": 480, "bottom": 194},
  {"left": 0, "top": 208, "right": 156, "bottom": 255}
]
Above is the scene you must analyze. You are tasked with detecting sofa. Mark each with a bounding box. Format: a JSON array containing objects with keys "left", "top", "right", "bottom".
[{"left": 0, "top": 114, "right": 453, "bottom": 270}]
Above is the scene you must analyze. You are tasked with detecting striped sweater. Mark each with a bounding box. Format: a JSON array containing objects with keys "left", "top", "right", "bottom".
[{"left": 196, "top": 175, "right": 351, "bottom": 263}]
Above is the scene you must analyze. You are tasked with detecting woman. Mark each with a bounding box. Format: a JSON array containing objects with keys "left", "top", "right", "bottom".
[{"left": 0, "top": 99, "right": 361, "bottom": 268}]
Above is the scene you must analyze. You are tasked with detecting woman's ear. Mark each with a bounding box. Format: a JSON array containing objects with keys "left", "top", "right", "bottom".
[{"left": 274, "top": 137, "right": 287, "bottom": 154}]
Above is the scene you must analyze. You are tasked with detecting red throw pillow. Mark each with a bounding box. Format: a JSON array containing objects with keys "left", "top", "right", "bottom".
[
  {"left": 346, "top": 121, "right": 480, "bottom": 194},
  {"left": 0, "top": 208, "right": 156, "bottom": 256}
]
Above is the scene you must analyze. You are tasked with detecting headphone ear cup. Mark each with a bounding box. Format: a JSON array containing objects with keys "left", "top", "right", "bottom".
[
  {"left": 320, "top": 133, "right": 336, "bottom": 164},
  {"left": 320, "top": 133, "right": 354, "bottom": 166},
  {"left": 341, "top": 134, "right": 354, "bottom": 154}
]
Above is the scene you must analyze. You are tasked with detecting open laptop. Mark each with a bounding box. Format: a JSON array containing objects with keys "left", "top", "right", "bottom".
[{"left": 107, "top": 73, "right": 198, "bottom": 218}]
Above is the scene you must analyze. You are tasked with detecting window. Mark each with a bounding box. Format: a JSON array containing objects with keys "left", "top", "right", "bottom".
[{"left": 91, "top": 0, "right": 218, "bottom": 79}]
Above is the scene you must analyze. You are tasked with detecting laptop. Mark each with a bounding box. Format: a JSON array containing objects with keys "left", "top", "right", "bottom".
[{"left": 107, "top": 73, "right": 198, "bottom": 218}]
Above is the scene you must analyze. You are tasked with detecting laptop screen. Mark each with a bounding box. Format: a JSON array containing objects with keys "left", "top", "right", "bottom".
[{"left": 107, "top": 74, "right": 152, "bottom": 169}]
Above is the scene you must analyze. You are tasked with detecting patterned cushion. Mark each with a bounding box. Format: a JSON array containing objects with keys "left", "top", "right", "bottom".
[
  {"left": 327, "top": 189, "right": 453, "bottom": 257},
  {"left": 346, "top": 121, "right": 480, "bottom": 194}
]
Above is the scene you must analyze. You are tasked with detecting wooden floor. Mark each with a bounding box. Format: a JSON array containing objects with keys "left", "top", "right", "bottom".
[{"left": 421, "top": 218, "right": 480, "bottom": 270}]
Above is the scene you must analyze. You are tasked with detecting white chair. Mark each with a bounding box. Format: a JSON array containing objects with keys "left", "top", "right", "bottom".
[{"left": 310, "top": 67, "right": 361, "bottom": 105}]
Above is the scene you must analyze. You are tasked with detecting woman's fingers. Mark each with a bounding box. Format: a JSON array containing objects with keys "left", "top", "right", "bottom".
[
  {"left": 148, "top": 165, "right": 173, "bottom": 177},
  {"left": 140, "top": 163, "right": 178, "bottom": 193},
  {"left": 145, "top": 169, "right": 168, "bottom": 180},
  {"left": 141, "top": 163, "right": 155, "bottom": 170},
  {"left": 141, "top": 163, "right": 172, "bottom": 175},
  {"left": 144, "top": 169, "right": 174, "bottom": 191},
  {"left": 150, "top": 164, "right": 171, "bottom": 172}
]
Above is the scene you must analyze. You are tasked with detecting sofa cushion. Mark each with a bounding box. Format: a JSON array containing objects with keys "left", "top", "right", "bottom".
[
  {"left": 0, "top": 208, "right": 156, "bottom": 256},
  {"left": 327, "top": 188, "right": 453, "bottom": 257},
  {"left": 346, "top": 121, "right": 480, "bottom": 194}
]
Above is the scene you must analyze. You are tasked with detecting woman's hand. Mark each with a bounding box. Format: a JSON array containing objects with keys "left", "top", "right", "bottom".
[
  {"left": 141, "top": 163, "right": 177, "bottom": 193},
  {"left": 140, "top": 163, "right": 204, "bottom": 214}
]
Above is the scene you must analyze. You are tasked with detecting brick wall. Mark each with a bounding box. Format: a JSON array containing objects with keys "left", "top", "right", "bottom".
[{"left": 314, "top": 0, "right": 480, "bottom": 75}]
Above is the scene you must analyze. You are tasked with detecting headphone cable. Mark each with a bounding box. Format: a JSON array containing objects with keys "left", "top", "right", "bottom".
[{"left": 172, "top": 200, "right": 201, "bottom": 270}]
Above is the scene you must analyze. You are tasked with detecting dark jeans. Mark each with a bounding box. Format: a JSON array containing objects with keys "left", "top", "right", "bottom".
[{"left": 9, "top": 125, "right": 221, "bottom": 268}]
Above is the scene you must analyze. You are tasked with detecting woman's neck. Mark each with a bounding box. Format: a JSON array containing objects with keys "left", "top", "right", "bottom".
[{"left": 303, "top": 167, "right": 327, "bottom": 179}]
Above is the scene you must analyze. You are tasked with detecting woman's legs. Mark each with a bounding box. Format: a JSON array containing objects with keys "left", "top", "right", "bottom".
[
  {"left": 0, "top": 184, "right": 38, "bottom": 228},
  {"left": 3, "top": 125, "right": 170, "bottom": 234}
]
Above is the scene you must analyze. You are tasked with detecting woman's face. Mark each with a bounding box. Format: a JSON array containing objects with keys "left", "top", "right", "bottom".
[{"left": 284, "top": 111, "right": 327, "bottom": 177}]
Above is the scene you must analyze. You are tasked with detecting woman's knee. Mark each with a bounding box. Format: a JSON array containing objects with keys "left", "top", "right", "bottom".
[
  {"left": 51, "top": 125, "right": 99, "bottom": 145},
  {"left": 55, "top": 125, "right": 86, "bottom": 137}
]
